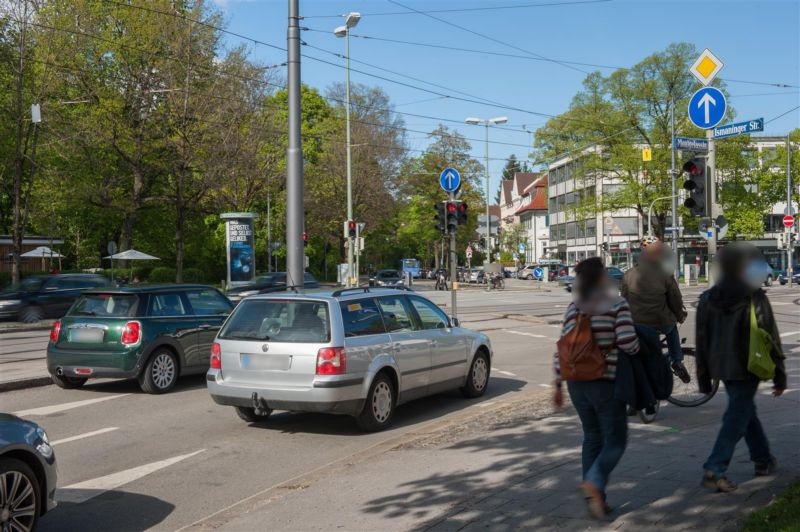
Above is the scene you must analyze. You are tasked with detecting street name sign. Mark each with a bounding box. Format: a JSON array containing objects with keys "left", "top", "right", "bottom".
[
  {"left": 784, "top": 215, "right": 795, "bottom": 228},
  {"left": 690, "top": 48, "right": 724, "bottom": 86},
  {"left": 439, "top": 168, "right": 461, "bottom": 194},
  {"left": 688, "top": 87, "right": 726, "bottom": 129},
  {"left": 673, "top": 137, "right": 709, "bottom": 151},
  {"left": 712, "top": 118, "right": 764, "bottom": 140}
]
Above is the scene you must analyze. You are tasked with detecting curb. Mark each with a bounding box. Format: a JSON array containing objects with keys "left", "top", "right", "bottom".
[{"left": 0, "top": 376, "right": 52, "bottom": 393}]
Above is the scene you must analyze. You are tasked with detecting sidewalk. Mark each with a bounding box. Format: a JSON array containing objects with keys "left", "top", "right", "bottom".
[
  {"left": 0, "top": 327, "right": 53, "bottom": 391},
  {"left": 188, "top": 382, "right": 800, "bottom": 531}
]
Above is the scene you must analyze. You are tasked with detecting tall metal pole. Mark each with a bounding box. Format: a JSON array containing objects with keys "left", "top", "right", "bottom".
[
  {"left": 706, "top": 129, "right": 717, "bottom": 259},
  {"left": 670, "top": 99, "right": 679, "bottom": 279},
  {"left": 449, "top": 193, "right": 458, "bottom": 318},
  {"left": 345, "top": 29, "right": 355, "bottom": 286},
  {"left": 267, "top": 188, "right": 272, "bottom": 273},
  {"left": 286, "top": 0, "right": 304, "bottom": 287},
  {"left": 484, "top": 122, "right": 490, "bottom": 264},
  {"left": 788, "top": 135, "right": 793, "bottom": 287}
]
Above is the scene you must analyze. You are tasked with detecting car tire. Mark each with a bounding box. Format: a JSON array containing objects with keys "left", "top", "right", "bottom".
[
  {"left": 356, "top": 373, "right": 395, "bottom": 432},
  {"left": 0, "top": 457, "right": 41, "bottom": 532},
  {"left": 765, "top": 275, "right": 773, "bottom": 287},
  {"left": 139, "top": 349, "right": 179, "bottom": 394},
  {"left": 50, "top": 373, "right": 87, "bottom": 389},
  {"left": 235, "top": 406, "right": 272, "bottom": 423},
  {"left": 461, "top": 351, "right": 490, "bottom": 398},
  {"left": 526, "top": 274, "right": 533, "bottom": 280},
  {"left": 19, "top": 305, "right": 43, "bottom": 324}
]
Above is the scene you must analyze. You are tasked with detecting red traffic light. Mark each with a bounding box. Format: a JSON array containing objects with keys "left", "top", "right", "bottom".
[{"left": 446, "top": 202, "right": 457, "bottom": 213}]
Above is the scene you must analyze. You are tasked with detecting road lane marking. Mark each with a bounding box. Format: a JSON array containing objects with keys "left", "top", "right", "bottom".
[
  {"left": 13, "top": 394, "right": 130, "bottom": 417},
  {"left": 780, "top": 331, "right": 800, "bottom": 338},
  {"left": 539, "top": 383, "right": 551, "bottom": 388},
  {"left": 51, "top": 427, "right": 119, "bottom": 446},
  {"left": 503, "top": 329, "right": 547, "bottom": 338},
  {"left": 58, "top": 449, "right": 206, "bottom": 504}
]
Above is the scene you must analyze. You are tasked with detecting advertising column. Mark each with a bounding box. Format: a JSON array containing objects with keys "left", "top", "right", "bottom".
[{"left": 221, "top": 213, "right": 258, "bottom": 287}]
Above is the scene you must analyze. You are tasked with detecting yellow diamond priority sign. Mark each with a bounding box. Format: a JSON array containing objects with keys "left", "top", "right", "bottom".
[{"left": 690, "top": 49, "right": 724, "bottom": 86}]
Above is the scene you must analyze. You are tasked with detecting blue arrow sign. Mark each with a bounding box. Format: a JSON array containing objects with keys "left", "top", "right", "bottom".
[
  {"left": 712, "top": 118, "right": 764, "bottom": 140},
  {"left": 518, "top": 243, "right": 526, "bottom": 254},
  {"left": 533, "top": 267, "right": 544, "bottom": 280},
  {"left": 688, "top": 87, "right": 726, "bottom": 129},
  {"left": 673, "top": 136, "right": 709, "bottom": 152},
  {"left": 439, "top": 168, "right": 461, "bottom": 193}
]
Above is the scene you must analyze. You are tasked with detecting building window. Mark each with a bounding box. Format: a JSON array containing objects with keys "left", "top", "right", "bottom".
[
  {"left": 586, "top": 219, "right": 597, "bottom": 238},
  {"left": 602, "top": 184, "right": 623, "bottom": 196},
  {"left": 608, "top": 217, "right": 639, "bottom": 235},
  {"left": 566, "top": 222, "right": 577, "bottom": 239}
]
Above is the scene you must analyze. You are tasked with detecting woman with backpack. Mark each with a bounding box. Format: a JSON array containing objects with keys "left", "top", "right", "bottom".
[{"left": 553, "top": 257, "right": 639, "bottom": 519}]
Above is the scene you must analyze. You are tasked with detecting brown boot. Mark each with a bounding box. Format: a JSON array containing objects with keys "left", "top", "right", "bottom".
[{"left": 580, "top": 481, "right": 606, "bottom": 519}]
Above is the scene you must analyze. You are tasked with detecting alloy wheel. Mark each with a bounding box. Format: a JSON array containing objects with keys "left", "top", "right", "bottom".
[
  {"left": 151, "top": 353, "right": 176, "bottom": 390},
  {"left": 0, "top": 470, "right": 37, "bottom": 532}
]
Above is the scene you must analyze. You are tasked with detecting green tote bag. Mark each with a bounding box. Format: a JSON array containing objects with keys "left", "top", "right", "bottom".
[{"left": 748, "top": 302, "right": 776, "bottom": 381}]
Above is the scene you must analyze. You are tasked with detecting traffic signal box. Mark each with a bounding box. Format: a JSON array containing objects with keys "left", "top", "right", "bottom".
[{"left": 682, "top": 158, "right": 707, "bottom": 217}]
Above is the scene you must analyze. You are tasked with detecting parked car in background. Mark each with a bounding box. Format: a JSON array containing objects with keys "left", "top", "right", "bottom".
[
  {"left": 779, "top": 265, "right": 800, "bottom": 285},
  {"left": 750, "top": 260, "right": 779, "bottom": 286},
  {"left": 561, "top": 266, "right": 622, "bottom": 292},
  {"left": 468, "top": 268, "right": 485, "bottom": 283},
  {"left": 518, "top": 265, "right": 539, "bottom": 280},
  {"left": 0, "top": 273, "right": 112, "bottom": 323},
  {"left": 607, "top": 266, "right": 625, "bottom": 282},
  {"left": 47, "top": 284, "right": 233, "bottom": 394},
  {"left": 225, "top": 272, "right": 319, "bottom": 302},
  {"left": 207, "top": 288, "right": 492, "bottom": 431},
  {"left": 369, "top": 269, "right": 405, "bottom": 288},
  {"left": 0, "top": 414, "right": 57, "bottom": 531}
]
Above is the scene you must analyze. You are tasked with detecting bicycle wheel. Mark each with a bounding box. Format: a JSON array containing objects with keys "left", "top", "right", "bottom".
[{"left": 667, "top": 348, "right": 720, "bottom": 407}]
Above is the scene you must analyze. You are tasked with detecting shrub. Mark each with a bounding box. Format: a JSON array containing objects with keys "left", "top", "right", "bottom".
[
  {"left": 181, "top": 268, "right": 205, "bottom": 283},
  {"left": 148, "top": 267, "right": 177, "bottom": 283}
]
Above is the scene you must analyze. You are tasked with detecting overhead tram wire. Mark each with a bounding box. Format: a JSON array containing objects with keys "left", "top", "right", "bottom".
[
  {"left": 765, "top": 105, "right": 800, "bottom": 124},
  {"left": 302, "top": 0, "right": 613, "bottom": 18}
]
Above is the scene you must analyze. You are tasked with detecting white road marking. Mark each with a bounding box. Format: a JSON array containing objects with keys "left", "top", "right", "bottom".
[
  {"left": 51, "top": 427, "right": 119, "bottom": 446},
  {"left": 539, "top": 383, "right": 551, "bottom": 388},
  {"left": 477, "top": 401, "right": 496, "bottom": 408},
  {"left": 13, "top": 394, "right": 131, "bottom": 417},
  {"left": 494, "top": 370, "right": 516, "bottom": 377},
  {"left": 58, "top": 449, "right": 206, "bottom": 504},
  {"left": 503, "top": 329, "right": 547, "bottom": 338},
  {"left": 780, "top": 331, "right": 800, "bottom": 338}
]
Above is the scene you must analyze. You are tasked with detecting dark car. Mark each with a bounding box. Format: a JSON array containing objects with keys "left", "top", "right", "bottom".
[
  {"left": 0, "top": 414, "right": 57, "bottom": 531},
  {"left": 225, "top": 272, "right": 319, "bottom": 302},
  {"left": 0, "top": 274, "right": 112, "bottom": 323},
  {"left": 369, "top": 269, "right": 405, "bottom": 288},
  {"left": 46, "top": 284, "right": 233, "bottom": 394},
  {"left": 561, "top": 266, "right": 622, "bottom": 292},
  {"left": 607, "top": 266, "right": 624, "bottom": 281},
  {"left": 779, "top": 266, "right": 800, "bottom": 285}
]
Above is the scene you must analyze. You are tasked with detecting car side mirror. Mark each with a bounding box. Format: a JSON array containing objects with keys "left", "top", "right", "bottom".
[{"left": 450, "top": 316, "right": 460, "bottom": 328}]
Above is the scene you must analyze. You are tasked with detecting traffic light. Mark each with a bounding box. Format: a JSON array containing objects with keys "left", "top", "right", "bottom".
[
  {"left": 456, "top": 202, "right": 468, "bottom": 226},
  {"left": 434, "top": 202, "right": 447, "bottom": 233},
  {"left": 347, "top": 220, "right": 356, "bottom": 239},
  {"left": 302, "top": 232, "right": 308, "bottom": 247},
  {"left": 446, "top": 201, "right": 459, "bottom": 235},
  {"left": 682, "top": 158, "right": 707, "bottom": 217}
]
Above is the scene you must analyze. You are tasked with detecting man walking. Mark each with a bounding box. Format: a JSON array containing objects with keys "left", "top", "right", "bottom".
[{"left": 621, "top": 236, "right": 690, "bottom": 382}]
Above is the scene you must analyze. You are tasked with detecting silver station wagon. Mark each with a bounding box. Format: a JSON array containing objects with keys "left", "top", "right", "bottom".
[{"left": 206, "top": 288, "right": 492, "bottom": 431}]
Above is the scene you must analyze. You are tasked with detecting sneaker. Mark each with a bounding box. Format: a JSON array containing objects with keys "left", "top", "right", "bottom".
[
  {"left": 580, "top": 481, "right": 606, "bottom": 519},
  {"left": 701, "top": 471, "right": 738, "bottom": 492},
  {"left": 627, "top": 406, "right": 638, "bottom": 417},
  {"left": 672, "top": 362, "right": 691, "bottom": 383},
  {"left": 754, "top": 455, "right": 777, "bottom": 476}
]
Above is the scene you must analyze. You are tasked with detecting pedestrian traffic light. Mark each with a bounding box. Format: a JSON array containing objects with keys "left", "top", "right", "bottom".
[
  {"left": 302, "top": 232, "right": 308, "bottom": 247},
  {"left": 434, "top": 202, "right": 447, "bottom": 233},
  {"left": 456, "top": 202, "right": 468, "bottom": 226},
  {"left": 446, "top": 201, "right": 459, "bottom": 235},
  {"left": 347, "top": 220, "right": 356, "bottom": 239},
  {"left": 682, "top": 158, "right": 707, "bottom": 217}
]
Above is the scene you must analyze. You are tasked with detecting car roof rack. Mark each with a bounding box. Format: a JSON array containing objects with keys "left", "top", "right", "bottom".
[{"left": 331, "top": 286, "right": 370, "bottom": 297}]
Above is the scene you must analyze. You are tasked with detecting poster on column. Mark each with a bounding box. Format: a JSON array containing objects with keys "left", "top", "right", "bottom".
[{"left": 221, "top": 213, "right": 258, "bottom": 286}]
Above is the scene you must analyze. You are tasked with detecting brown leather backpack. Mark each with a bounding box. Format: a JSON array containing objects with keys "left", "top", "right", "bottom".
[{"left": 556, "top": 313, "right": 607, "bottom": 381}]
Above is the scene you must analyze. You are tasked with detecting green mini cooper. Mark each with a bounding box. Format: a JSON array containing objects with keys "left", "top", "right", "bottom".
[{"left": 47, "top": 285, "right": 233, "bottom": 394}]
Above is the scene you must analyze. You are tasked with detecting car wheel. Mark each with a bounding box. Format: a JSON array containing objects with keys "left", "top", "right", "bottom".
[
  {"left": 0, "top": 457, "right": 41, "bottom": 532},
  {"left": 461, "top": 351, "right": 490, "bottom": 398},
  {"left": 526, "top": 274, "right": 533, "bottom": 280},
  {"left": 765, "top": 275, "right": 773, "bottom": 287},
  {"left": 235, "top": 406, "right": 272, "bottom": 423},
  {"left": 19, "top": 306, "right": 43, "bottom": 324},
  {"left": 50, "top": 373, "right": 87, "bottom": 389},
  {"left": 356, "top": 373, "right": 395, "bottom": 432},
  {"left": 139, "top": 350, "right": 179, "bottom": 394}
]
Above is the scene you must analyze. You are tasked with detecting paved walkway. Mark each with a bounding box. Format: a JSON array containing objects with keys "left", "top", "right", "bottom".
[{"left": 188, "top": 364, "right": 800, "bottom": 531}]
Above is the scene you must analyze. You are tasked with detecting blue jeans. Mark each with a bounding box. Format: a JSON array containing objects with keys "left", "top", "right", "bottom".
[
  {"left": 636, "top": 323, "right": 683, "bottom": 363},
  {"left": 703, "top": 379, "right": 772, "bottom": 476},
  {"left": 567, "top": 380, "right": 628, "bottom": 493}
]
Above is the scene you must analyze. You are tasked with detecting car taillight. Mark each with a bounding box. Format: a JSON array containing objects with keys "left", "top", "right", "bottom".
[
  {"left": 210, "top": 342, "right": 222, "bottom": 370},
  {"left": 120, "top": 321, "right": 141, "bottom": 345},
  {"left": 50, "top": 320, "right": 61, "bottom": 343},
  {"left": 316, "top": 347, "right": 346, "bottom": 375}
]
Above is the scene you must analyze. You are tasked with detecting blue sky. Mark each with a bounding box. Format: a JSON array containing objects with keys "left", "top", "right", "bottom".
[{"left": 212, "top": 0, "right": 800, "bottom": 195}]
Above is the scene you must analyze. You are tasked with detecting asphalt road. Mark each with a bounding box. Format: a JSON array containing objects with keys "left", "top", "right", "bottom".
[{"left": 1, "top": 283, "right": 798, "bottom": 531}]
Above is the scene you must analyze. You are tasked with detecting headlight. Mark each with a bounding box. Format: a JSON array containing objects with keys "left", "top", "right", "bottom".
[
  {"left": 35, "top": 427, "right": 53, "bottom": 459},
  {"left": 0, "top": 299, "right": 21, "bottom": 306},
  {"left": 376, "top": 281, "right": 385, "bottom": 286}
]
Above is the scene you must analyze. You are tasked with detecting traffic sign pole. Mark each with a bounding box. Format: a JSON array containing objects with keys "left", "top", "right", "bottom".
[
  {"left": 449, "top": 190, "right": 458, "bottom": 319},
  {"left": 788, "top": 136, "right": 794, "bottom": 286},
  {"left": 707, "top": 129, "right": 717, "bottom": 260}
]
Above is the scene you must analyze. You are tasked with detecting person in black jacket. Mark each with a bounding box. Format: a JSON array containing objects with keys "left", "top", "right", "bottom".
[{"left": 696, "top": 243, "right": 786, "bottom": 493}]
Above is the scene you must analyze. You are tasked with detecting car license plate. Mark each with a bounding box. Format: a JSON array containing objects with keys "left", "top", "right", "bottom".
[
  {"left": 240, "top": 354, "right": 291, "bottom": 371},
  {"left": 69, "top": 328, "right": 104, "bottom": 343}
]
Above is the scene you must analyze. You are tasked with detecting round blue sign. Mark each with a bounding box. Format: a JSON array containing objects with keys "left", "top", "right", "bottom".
[
  {"left": 533, "top": 267, "right": 544, "bottom": 280},
  {"left": 688, "top": 87, "right": 726, "bottom": 129},
  {"left": 439, "top": 168, "right": 461, "bottom": 193}
]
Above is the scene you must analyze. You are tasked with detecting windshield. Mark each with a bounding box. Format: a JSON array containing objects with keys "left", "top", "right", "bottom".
[
  {"left": 69, "top": 294, "right": 138, "bottom": 317},
  {"left": 378, "top": 270, "right": 400, "bottom": 278},
  {"left": 219, "top": 299, "right": 330, "bottom": 343},
  {"left": 2, "top": 277, "right": 47, "bottom": 293},
  {"left": 254, "top": 274, "right": 283, "bottom": 286}
]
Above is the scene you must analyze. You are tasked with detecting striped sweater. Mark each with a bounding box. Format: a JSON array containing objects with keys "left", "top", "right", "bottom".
[{"left": 554, "top": 296, "right": 640, "bottom": 382}]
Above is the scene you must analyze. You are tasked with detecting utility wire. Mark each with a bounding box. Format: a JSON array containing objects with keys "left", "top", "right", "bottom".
[
  {"left": 302, "top": 0, "right": 612, "bottom": 18},
  {"left": 765, "top": 105, "right": 800, "bottom": 124}
]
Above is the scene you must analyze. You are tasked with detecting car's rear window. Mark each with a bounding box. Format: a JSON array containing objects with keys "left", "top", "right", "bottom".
[
  {"left": 219, "top": 299, "right": 330, "bottom": 343},
  {"left": 69, "top": 294, "right": 138, "bottom": 317}
]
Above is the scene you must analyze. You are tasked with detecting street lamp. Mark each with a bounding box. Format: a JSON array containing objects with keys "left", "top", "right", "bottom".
[
  {"left": 465, "top": 116, "right": 508, "bottom": 264},
  {"left": 335, "top": 11, "right": 361, "bottom": 286}
]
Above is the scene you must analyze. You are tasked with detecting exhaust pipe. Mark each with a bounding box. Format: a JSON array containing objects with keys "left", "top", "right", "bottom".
[{"left": 56, "top": 367, "right": 64, "bottom": 376}]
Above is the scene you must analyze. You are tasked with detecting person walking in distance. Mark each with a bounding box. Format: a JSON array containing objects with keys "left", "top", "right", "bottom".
[
  {"left": 621, "top": 236, "right": 690, "bottom": 383},
  {"left": 697, "top": 244, "right": 786, "bottom": 492},
  {"left": 553, "top": 258, "right": 640, "bottom": 518}
]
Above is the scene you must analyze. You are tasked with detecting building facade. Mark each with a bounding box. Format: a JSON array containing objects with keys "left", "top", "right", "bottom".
[{"left": 515, "top": 175, "right": 549, "bottom": 263}]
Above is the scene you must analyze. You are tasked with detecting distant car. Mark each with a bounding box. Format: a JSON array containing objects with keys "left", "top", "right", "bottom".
[
  {"left": 0, "top": 274, "right": 112, "bottom": 323},
  {"left": 518, "top": 265, "right": 538, "bottom": 280},
  {"left": 468, "top": 268, "right": 485, "bottom": 283},
  {"left": 47, "top": 284, "right": 233, "bottom": 394},
  {"left": 226, "top": 272, "right": 319, "bottom": 302},
  {"left": 607, "top": 266, "right": 624, "bottom": 281},
  {"left": 369, "top": 269, "right": 405, "bottom": 288},
  {"left": 779, "top": 266, "right": 800, "bottom": 285},
  {"left": 207, "top": 287, "right": 492, "bottom": 431},
  {"left": 749, "top": 260, "right": 779, "bottom": 286},
  {"left": 560, "top": 266, "right": 622, "bottom": 292},
  {"left": 0, "top": 414, "right": 57, "bottom": 530}
]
